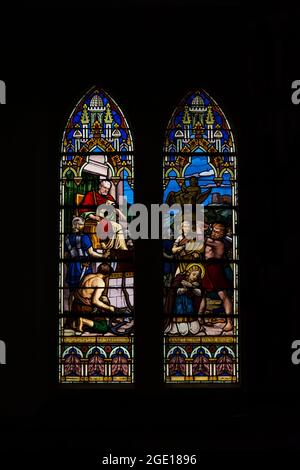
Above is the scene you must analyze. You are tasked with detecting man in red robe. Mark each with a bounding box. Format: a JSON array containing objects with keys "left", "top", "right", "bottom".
[
  {"left": 79, "top": 179, "right": 117, "bottom": 220},
  {"left": 79, "top": 179, "right": 127, "bottom": 251}
]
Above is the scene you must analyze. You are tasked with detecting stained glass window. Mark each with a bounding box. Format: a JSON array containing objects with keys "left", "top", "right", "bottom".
[
  {"left": 163, "top": 90, "right": 239, "bottom": 384},
  {"left": 59, "top": 87, "right": 134, "bottom": 383}
]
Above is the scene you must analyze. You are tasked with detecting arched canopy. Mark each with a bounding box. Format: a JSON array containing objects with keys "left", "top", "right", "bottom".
[
  {"left": 62, "top": 86, "right": 134, "bottom": 153},
  {"left": 164, "top": 89, "right": 235, "bottom": 154}
]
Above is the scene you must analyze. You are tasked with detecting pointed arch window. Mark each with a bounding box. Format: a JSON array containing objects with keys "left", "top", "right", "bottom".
[
  {"left": 163, "top": 90, "right": 239, "bottom": 384},
  {"left": 59, "top": 87, "right": 134, "bottom": 383}
]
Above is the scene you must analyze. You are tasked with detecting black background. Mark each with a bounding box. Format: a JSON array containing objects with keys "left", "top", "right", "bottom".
[{"left": 0, "top": 1, "right": 299, "bottom": 464}]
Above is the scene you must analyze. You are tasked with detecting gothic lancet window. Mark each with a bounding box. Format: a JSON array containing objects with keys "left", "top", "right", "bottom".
[
  {"left": 163, "top": 90, "right": 239, "bottom": 384},
  {"left": 59, "top": 87, "right": 134, "bottom": 383}
]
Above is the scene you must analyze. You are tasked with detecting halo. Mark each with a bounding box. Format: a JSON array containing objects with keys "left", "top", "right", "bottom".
[{"left": 185, "top": 263, "right": 205, "bottom": 279}]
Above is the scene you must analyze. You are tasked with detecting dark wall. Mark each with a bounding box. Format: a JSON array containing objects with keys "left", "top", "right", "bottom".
[{"left": 0, "top": 3, "right": 299, "bottom": 463}]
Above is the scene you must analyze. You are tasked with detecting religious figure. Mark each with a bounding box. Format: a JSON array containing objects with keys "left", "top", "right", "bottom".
[
  {"left": 79, "top": 178, "right": 128, "bottom": 253},
  {"left": 165, "top": 176, "right": 211, "bottom": 206},
  {"left": 164, "top": 263, "right": 206, "bottom": 336},
  {"left": 71, "top": 263, "right": 133, "bottom": 336},
  {"left": 65, "top": 216, "right": 104, "bottom": 311},
  {"left": 172, "top": 220, "right": 204, "bottom": 273},
  {"left": 202, "top": 223, "right": 233, "bottom": 332}
]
